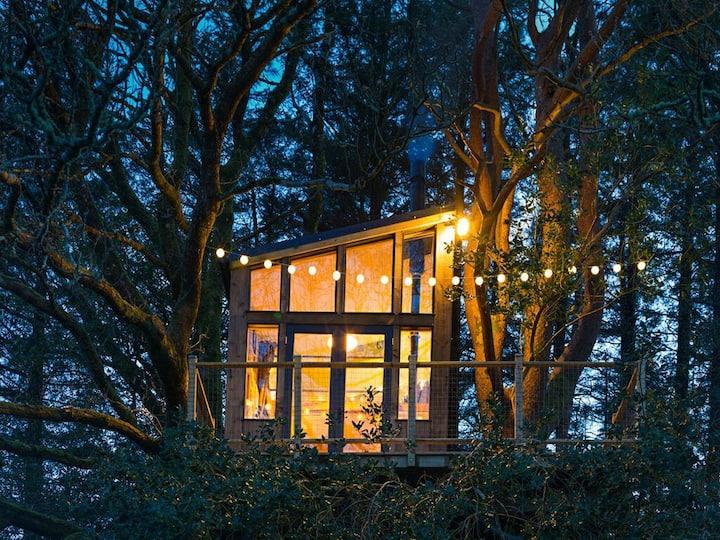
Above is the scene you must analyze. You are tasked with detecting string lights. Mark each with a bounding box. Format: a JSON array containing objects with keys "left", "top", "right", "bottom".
[{"left": 212, "top": 246, "right": 650, "bottom": 295}]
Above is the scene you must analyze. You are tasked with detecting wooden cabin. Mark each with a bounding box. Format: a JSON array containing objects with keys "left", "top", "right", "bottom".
[{"left": 224, "top": 207, "right": 459, "bottom": 455}]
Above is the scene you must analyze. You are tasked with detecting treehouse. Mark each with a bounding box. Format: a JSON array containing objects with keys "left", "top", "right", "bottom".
[{"left": 222, "top": 207, "right": 459, "bottom": 462}]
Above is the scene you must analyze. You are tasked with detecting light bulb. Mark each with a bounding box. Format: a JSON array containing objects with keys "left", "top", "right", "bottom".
[
  {"left": 403, "top": 276, "right": 412, "bottom": 286},
  {"left": 451, "top": 276, "right": 460, "bottom": 286},
  {"left": 475, "top": 276, "right": 484, "bottom": 286},
  {"left": 497, "top": 273, "right": 506, "bottom": 284},
  {"left": 590, "top": 265, "right": 600, "bottom": 275},
  {"left": 332, "top": 270, "right": 341, "bottom": 281},
  {"left": 520, "top": 271, "right": 529, "bottom": 282},
  {"left": 308, "top": 265, "right": 317, "bottom": 276},
  {"left": 457, "top": 216, "right": 470, "bottom": 238},
  {"left": 326, "top": 336, "right": 333, "bottom": 348},
  {"left": 240, "top": 254, "right": 249, "bottom": 265},
  {"left": 380, "top": 275, "right": 390, "bottom": 285},
  {"left": 263, "top": 259, "right": 272, "bottom": 269},
  {"left": 428, "top": 277, "right": 437, "bottom": 287},
  {"left": 637, "top": 260, "right": 647, "bottom": 271},
  {"left": 568, "top": 265, "right": 577, "bottom": 274},
  {"left": 287, "top": 264, "right": 296, "bottom": 275},
  {"left": 215, "top": 247, "right": 226, "bottom": 258},
  {"left": 356, "top": 274, "right": 365, "bottom": 284},
  {"left": 612, "top": 263, "right": 622, "bottom": 273},
  {"left": 543, "top": 268, "right": 553, "bottom": 279},
  {"left": 346, "top": 335, "right": 358, "bottom": 351}
]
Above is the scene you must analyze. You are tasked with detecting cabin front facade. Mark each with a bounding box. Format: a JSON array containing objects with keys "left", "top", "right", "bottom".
[{"left": 223, "top": 207, "right": 459, "bottom": 455}]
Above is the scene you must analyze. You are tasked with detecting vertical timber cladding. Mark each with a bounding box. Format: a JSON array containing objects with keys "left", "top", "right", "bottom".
[{"left": 226, "top": 207, "right": 456, "bottom": 450}]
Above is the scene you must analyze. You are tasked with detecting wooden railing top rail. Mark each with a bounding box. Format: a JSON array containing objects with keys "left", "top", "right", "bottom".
[{"left": 196, "top": 360, "right": 636, "bottom": 369}]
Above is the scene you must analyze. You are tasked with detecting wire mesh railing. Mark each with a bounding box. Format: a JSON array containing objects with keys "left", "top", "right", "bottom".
[{"left": 189, "top": 356, "right": 645, "bottom": 462}]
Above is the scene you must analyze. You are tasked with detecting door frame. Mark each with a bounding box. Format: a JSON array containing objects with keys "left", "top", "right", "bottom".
[{"left": 283, "top": 324, "right": 393, "bottom": 446}]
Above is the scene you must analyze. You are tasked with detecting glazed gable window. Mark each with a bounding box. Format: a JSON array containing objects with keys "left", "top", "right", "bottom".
[
  {"left": 249, "top": 264, "right": 280, "bottom": 311},
  {"left": 344, "top": 239, "right": 393, "bottom": 313},
  {"left": 289, "top": 252, "right": 337, "bottom": 312}
]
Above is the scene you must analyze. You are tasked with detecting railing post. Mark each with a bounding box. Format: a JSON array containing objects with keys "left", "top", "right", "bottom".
[
  {"left": 293, "top": 354, "right": 302, "bottom": 445},
  {"left": 407, "top": 353, "right": 417, "bottom": 466},
  {"left": 187, "top": 354, "right": 198, "bottom": 422},
  {"left": 514, "top": 353, "right": 524, "bottom": 443}
]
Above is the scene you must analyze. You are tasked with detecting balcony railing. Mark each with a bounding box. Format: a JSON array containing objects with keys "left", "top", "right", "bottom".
[{"left": 188, "top": 356, "right": 645, "bottom": 464}]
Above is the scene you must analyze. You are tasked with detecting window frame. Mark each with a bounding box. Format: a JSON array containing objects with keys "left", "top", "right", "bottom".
[{"left": 342, "top": 236, "right": 396, "bottom": 315}]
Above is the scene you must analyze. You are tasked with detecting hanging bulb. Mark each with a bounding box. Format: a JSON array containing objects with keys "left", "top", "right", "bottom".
[
  {"left": 612, "top": 263, "right": 622, "bottom": 273},
  {"left": 543, "top": 268, "right": 553, "bottom": 279},
  {"left": 287, "top": 264, "right": 297, "bottom": 275},
  {"left": 380, "top": 275, "right": 390, "bottom": 285},
  {"left": 215, "top": 247, "right": 226, "bottom": 258},
  {"left": 240, "top": 254, "right": 249, "bottom": 265},
  {"left": 428, "top": 277, "right": 437, "bottom": 287},
  {"left": 475, "top": 276, "right": 484, "bottom": 286},
  {"left": 332, "top": 270, "right": 341, "bottom": 281},
  {"left": 356, "top": 274, "right": 365, "bottom": 284},
  {"left": 590, "top": 265, "right": 600, "bottom": 275},
  {"left": 568, "top": 265, "right": 577, "bottom": 274},
  {"left": 637, "top": 260, "right": 647, "bottom": 271},
  {"left": 456, "top": 216, "right": 470, "bottom": 238},
  {"left": 308, "top": 265, "right": 317, "bottom": 276},
  {"left": 520, "top": 271, "right": 529, "bottom": 282},
  {"left": 263, "top": 259, "right": 272, "bottom": 269},
  {"left": 403, "top": 276, "right": 412, "bottom": 286},
  {"left": 451, "top": 276, "right": 460, "bottom": 286}
]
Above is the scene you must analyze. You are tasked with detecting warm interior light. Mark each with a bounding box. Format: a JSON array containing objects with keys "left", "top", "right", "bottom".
[
  {"left": 428, "top": 277, "right": 437, "bottom": 287},
  {"left": 287, "top": 264, "right": 296, "bottom": 275},
  {"left": 215, "top": 247, "right": 225, "bottom": 258},
  {"left": 451, "top": 276, "right": 460, "bottom": 286},
  {"left": 441, "top": 225, "right": 455, "bottom": 245},
  {"left": 497, "top": 273, "right": 506, "bottom": 284},
  {"left": 381, "top": 275, "right": 390, "bottom": 285},
  {"left": 356, "top": 273, "right": 365, "bottom": 284},
  {"left": 456, "top": 217, "right": 470, "bottom": 238},
  {"left": 326, "top": 336, "right": 333, "bottom": 348},
  {"left": 308, "top": 265, "right": 317, "bottom": 276},
  {"left": 263, "top": 259, "right": 272, "bottom": 269},
  {"left": 332, "top": 270, "right": 341, "bottom": 281},
  {"left": 403, "top": 276, "right": 412, "bottom": 286},
  {"left": 637, "top": 260, "right": 647, "bottom": 271},
  {"left": 543, "top": 268, "right": 553, "bottom": 279},
  {"left": 591, "top": 265, "right": 600, "bottom": 275},
  {"left": 346, "top": 335, "right": 358, "bottom": 352},
  {"left": 520, "top": 272, "right": 529, "bottom": 282},
  {"left": 475, "top": 276, "right": 484, "bottom": 286},
  {"left": 240, "top": 254, "right": 249, "bottom": 265},
  {"left": 612, "top": 263, "right": 622, "bottom": 273}
]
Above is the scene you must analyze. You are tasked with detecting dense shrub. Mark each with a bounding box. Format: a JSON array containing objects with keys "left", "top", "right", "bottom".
[{"left": 73, "top": 415, "right": 718, "bottom": 539}]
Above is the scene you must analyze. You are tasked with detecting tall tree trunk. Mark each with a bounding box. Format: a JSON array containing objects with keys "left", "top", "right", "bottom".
[
  {"left": 708, "top": 148, "right": 720, "bottom": 477},
  {"left": 675, "top": 181, "right": 694, "bottom": 401}
]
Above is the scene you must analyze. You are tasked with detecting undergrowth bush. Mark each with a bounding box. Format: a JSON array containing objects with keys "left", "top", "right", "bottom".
[{"left": 73, "top": 407, "right": 718, "bottom": 539}]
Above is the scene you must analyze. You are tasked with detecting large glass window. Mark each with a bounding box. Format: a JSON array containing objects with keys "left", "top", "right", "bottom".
[
  {"left": 344, "top": 333, "right": 386, "bottom": 453},
  {"left": 244, "top": 325, "right": 278, "bottom": 419},
  {"left": 291, "top": 333, "right": 332, "bottom": 445},
  {"left": 290, "top": 252, "right": 336, "bottom": 312},
  {"left": 401, "top": 233, "right": 434, "bottom": 314},
  {"left": 249, "top": 265, "right": 280, "bottom": 311},
  {"left": 344, "top": 239, "right": 393, "bottom": 313},
  {"left": 398, "top": 329, "right": 431, "bottom": 420}
]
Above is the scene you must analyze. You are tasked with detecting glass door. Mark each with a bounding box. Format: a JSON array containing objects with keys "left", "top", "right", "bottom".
[{"left": 286, "top": 326, "right": 392, "bottom": 453}]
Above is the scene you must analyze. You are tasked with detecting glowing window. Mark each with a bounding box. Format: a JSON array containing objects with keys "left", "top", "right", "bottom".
[
  {"left": 344, "top": 333, "right": 386, "bottom": 453},
  {"left": 249, "top": 265, "right": 280, "bottom": 311},
  {"left": 291, "top": 333, "right": 332, "bottom": 450},
  {"left": 244, "top": 326, "right": 278, "bottom": 419},
  {"left": 290, "top": 252, "right": 336, "bottom": 312},
  {"left": 344, "top": 239, "right": 393, "bottom": 313},
  {"left": 401, "top": 233, "right": 434, "bottom": 314},
  {"left": 398, "top": 329, "right": 431, "bottom": 420}
]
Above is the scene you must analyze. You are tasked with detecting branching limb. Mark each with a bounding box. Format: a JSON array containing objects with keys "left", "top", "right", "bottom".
[
  {"left": 0, "top": 436, "right": 96, "bottom": 469},
  {"left": 1, "top": 171, "right": 21, "bottom": 234},
  {"left": 0, "top": 496, "right": 82, "bottom": 539},
  {"left": 0, "top": 402, "right": 160, "bottom": 453}
]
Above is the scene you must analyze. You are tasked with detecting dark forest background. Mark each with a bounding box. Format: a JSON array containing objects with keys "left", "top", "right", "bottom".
[{"left": 1, "top": 0, "right": 720, "bottom": 538}]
